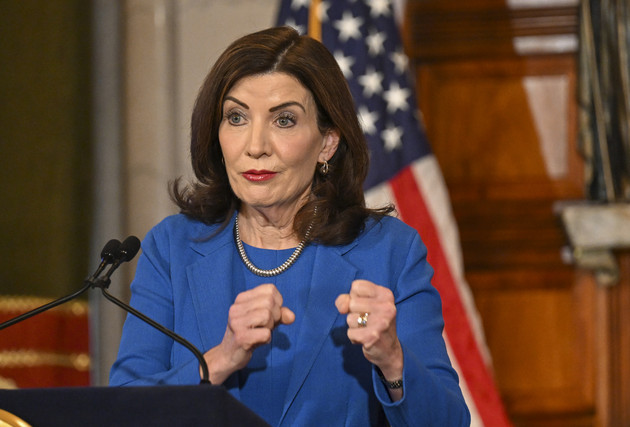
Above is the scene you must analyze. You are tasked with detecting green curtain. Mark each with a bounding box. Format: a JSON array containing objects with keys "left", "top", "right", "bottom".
[
  {"left": 579, "top": 0, "right": 630, "bottom": 201},
  {"left": 0, "top": 1, "right": 92, "bottom": 297}
]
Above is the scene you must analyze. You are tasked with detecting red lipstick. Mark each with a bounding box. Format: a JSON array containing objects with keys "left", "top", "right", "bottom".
[{"left": 242, "top": 170, "right": 277, "bottom": 182}]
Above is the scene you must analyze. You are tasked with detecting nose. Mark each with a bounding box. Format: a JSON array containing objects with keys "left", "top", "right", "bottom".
[{"left": 246, "top": 121, "right": 271, "bottom": 158}]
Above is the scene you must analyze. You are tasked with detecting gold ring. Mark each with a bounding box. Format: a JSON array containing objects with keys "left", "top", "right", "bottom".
[{"left": 357, "top": 312, "right": 369, "bottom": 328}]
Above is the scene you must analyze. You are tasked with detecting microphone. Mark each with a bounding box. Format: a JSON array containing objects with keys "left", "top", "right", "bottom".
[
  {"left": 96, "top": 236, "right": 141, "bottom": 286},
  {"left": 91, "top": 237, "right": 211, "bottom": 384},
  {"left": 87, "top": 239, "right": 122, "bottom": 282},
  {"left": 0, "top": 239, "right": 121, "bottom": 331},
  {"left": 117, "top": 235, "right": 141, "bottom": 262}
]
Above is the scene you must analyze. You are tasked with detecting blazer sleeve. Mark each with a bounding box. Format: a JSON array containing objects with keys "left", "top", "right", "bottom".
[
  {"left": 373, "top": 230, "right": 471, "bottom": 426},
  {"left": 109, "top": 223, "right": 202, "bottom": 386}
]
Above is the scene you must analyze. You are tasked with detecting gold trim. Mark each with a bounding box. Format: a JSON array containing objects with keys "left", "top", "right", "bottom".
[
  {"left": 0, "top": 350, "right": 90, "bottom": 371},
  {"left": 0, "top": 296, "right": 88, "bottom": 316},
  {"left": 0, "top": 375, "right": 17, "bottom": 389},
  {"left": 0, "top": 409, "right": 31, "bottom": 427}
]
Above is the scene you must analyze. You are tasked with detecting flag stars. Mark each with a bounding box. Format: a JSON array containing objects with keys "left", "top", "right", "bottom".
[
  {"left": 284, "top": 18, "right": 306, "bottom": 35},
  {"left": 366, "top": 30, "right": 387, "bottom": 56},
  {"left": 358, "top": 68, "right": 384, "bottom": 98},
  {"left": 368, "top": 0, "right": 392, "bottom": 17},
  {"left": 316, "top": 1, "right": 331, "bottom": 22},
  {"left": 290, "top": 0, "right": 310, "bottom": 10},
  {"left": 383, "top": 81, "right": 410, "bottom": 113},
  {"left": 334, "top": 50, "right": 355, "bottom": 78},
  {"left": 390, "top": 49, "right": 409, "bottom": 74},
  {"left": 357, "top": 105, "right": 379, "bottom": 135},
  {"left": 333, "top": 12, "right": 364, "bottom": 42},
  {"left": 381, "top": 124, "right": 403, "bottom": 151}
]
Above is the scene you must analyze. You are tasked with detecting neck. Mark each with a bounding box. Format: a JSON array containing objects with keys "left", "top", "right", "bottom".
[{"left": 237, "top": 205, "right": 302, "bottom": 249}]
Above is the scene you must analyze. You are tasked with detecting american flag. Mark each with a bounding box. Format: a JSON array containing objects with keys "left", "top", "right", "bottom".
[{"left": 277, "top": 1, "right": 511, "bottom": 426}]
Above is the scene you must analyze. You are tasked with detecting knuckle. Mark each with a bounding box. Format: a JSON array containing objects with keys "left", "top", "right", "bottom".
[
  {"left": 262, "top": 310, "right": 274, "bottom": 326},
  {"left": 228, "top": 304, "right": 240, "bottom": 320},
  {"left": 384, "top": 304, "right": 397, "bottom": 319},
  {"left": 261, "top": 283, "right": 277, "bottom": 295}
]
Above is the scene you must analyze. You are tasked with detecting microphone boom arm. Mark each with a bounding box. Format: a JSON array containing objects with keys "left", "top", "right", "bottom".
[
  {"left": 95, "top": 281, "right": 210, "bottom": 384},
  {"left": 0, "top": 281, "right": 92, "bottom": 331},
  {"left": 0, "top": 236, "right": 211, "bottom": 385},
  {"left": 0, "top": 238, "right": 123, "bottom": 330}
]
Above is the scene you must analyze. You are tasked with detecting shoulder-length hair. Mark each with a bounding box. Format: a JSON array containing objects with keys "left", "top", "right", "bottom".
[{"left": 172, "top": 26, "right": 392, "bottom": 245}]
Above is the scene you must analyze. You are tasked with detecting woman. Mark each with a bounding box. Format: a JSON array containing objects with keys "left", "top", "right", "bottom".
[{"left": 110, "top": 26, "right": 470, "bottom": 426}]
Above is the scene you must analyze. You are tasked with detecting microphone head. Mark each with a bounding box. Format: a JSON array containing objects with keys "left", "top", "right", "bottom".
[
  {"left": 101, "top": 239, "right": 122, "bottom": 262},
  {"left": 117, "top": 236, "right": 141, "bottom": 262}
]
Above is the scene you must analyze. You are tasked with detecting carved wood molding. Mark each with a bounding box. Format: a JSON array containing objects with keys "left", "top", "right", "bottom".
[{"left": 404, "top": 1, "right": 579, "bottom": 60}]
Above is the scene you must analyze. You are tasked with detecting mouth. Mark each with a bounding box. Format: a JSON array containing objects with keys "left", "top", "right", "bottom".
[{"left": 242, "top": 170, "right": 277, "bottom": 182}]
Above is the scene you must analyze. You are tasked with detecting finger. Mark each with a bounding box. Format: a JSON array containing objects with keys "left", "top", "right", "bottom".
[
  {"left": 230, "top": 306, "right": 274, "bottom": 330},
  {"left": 349, "top": 281, "right": 395, "bottom": 313},
  {"left": 335, "top": 294, "right": 350, "bottom": 314},
  {"left": 280, "top": 307, "right": 295, "bottom": 325},
  {"left": 263, "top": 285, "right": 287, "bottom": 323},
  {"left": 349, "top": 279, "right": 378, "bottom": 297},
  {"left": 265, "top": 283, "right": 285, "bottom": 308},
  {"left": 254, "top": 283, "right": 284, "bottom": 308},
  {"left": 248, "top": 284, "right": 285, "bottom": 324},
  {"left": 346, "top": 312, "right": 370, "bottom": 329},
  {"left": 233, "top": 284, "right": 280, "bottom": 310},
  {"left": 345, "top": 324, "right": 373, "bottom": 347},
  {"left": 347, "top": 296, "right": 373, "bottom": 315}
]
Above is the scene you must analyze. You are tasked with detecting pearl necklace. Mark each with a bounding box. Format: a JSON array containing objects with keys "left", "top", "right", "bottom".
[{"left": 234, "top": 213, "right": 314, "bottom": 277}]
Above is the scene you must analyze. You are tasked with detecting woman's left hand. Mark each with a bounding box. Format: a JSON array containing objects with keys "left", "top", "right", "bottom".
[{"left": 335, "top": 280, "right": 403, "bottom": 384}]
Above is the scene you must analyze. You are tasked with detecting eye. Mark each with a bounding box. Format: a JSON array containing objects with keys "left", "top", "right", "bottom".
[
  {"left": 225, "top": 110, "right": 246, "bottom": 126},
  {"left": 275, "top": 113, "right": 296, "bottom": 128}
]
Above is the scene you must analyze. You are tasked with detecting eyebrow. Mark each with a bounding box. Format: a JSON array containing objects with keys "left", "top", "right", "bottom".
[
  {"left": 269, "top": 101, "right": 306, "bottom": 113},
  {"left": 223, "top": 96, "right": 306, "bottom": 113},
  {"left": 224, "top": 96, "right": 249, "bottom": 109}
]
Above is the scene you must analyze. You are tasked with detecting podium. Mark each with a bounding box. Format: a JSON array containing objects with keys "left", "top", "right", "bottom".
[{"left": 0, "top": 385, "right": 270, "bottom": 426}]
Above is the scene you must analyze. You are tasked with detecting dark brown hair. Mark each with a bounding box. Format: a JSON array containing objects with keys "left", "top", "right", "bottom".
[{"left": 172, "top": 26, "right": 392, "bottom": 245}]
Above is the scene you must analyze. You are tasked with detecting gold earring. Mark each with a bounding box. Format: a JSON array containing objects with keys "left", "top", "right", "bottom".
[{"left": 320, "top": 161, "right": 329, "bottom": 175}]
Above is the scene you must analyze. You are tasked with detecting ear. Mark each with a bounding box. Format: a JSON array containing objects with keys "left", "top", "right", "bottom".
[{"left": 318, "top": 129, "right": 340, "bottom": 163}]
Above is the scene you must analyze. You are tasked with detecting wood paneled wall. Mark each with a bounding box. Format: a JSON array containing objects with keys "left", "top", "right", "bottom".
[{"left": 402, "top": 1, "right": 630, "bottom": 425}]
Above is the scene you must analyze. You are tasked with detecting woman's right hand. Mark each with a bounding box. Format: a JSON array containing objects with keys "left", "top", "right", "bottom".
[{"left": 202, "top": 283, "right": 295, "bottom": 384}]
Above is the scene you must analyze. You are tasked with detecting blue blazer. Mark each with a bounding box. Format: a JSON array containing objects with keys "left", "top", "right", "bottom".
[{"left": 110, "top": 213, "right": 470, "bottom": 426}]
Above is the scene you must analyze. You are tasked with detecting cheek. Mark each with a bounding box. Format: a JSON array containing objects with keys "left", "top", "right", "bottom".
[
  {"left": 218, "top": 125, "right": 229, "bottom": 150},
  {"left": 280, "top": 133, "right": 324, "bottom": 166},
  {"left": 282, "top": 151, "right": 319, "bottom": 181},
  {"left": 218, "top": 129, "right": 238, "bottom": 163}
]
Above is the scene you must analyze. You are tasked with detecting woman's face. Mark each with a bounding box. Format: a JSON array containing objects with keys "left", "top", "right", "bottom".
[{"left": 219, "top": 72, "right": 338, "bottom": 215}]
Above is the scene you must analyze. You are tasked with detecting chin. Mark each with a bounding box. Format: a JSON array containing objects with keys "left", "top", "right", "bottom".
[{"left": 240, "top": 197, "right": 278, "bottom": 210}]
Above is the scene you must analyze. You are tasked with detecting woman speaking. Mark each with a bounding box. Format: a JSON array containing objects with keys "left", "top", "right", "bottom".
[{"left": 109, "top": 26, "right": 470, "bottom": 426}]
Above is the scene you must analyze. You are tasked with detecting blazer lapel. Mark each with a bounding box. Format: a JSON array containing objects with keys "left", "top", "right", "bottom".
[
  {"left": 279, "top": 243, "right": 358, "bottom": 424},
  {"left": 185, "top": 218, "right": 245, "bottom": 396},
  {"left": 186, "top": 236, "right": 237, "bottom": 350}
]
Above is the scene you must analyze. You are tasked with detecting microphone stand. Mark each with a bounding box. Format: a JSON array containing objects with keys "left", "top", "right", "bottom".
[
  {"left": 0, "top": 240, "right": 123, "bottom": 331},
  {"left": 91, "top": 276, "right": 211, "bottom": 385},
  {"left": 0, "top": 282, "right": 92, "bottom": 331},
  {"left": 0, "top": 237, "right": 211, "bottom": 385}
]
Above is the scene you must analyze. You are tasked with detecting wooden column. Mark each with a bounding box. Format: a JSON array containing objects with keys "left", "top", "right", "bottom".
[{"left": 596, "top": 253, "right": 630, "bottom": 426}]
